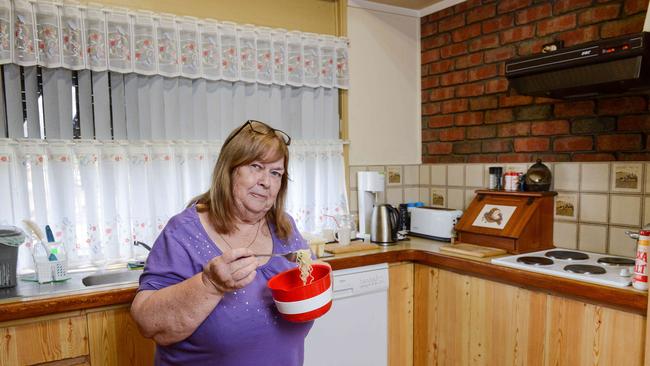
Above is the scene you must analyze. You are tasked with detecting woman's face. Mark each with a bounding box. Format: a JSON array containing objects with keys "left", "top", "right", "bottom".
[{"left": 232, "top": 157, "right": 285, "bottom": 221}]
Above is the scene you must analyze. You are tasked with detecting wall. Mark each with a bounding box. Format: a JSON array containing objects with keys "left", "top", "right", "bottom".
[
  {"left": 421, "top": 0, "right": 650, "bottom": 164},
  {"left": 92, "top": 0, "right": 340, "bottom": 35},
  {"left": 349, "top": 161, "right": 649, "bottom": 257},
  {"left": 348, "top": 5, "right": 421, "bottom": 165}
]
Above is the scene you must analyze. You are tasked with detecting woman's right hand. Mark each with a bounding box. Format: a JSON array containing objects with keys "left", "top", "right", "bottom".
[{"left": 202, "top": 248, "right": 258, "bottom": 295}]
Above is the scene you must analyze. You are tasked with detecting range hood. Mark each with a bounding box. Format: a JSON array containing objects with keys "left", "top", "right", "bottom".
[{"left": 505, "top": 32, "right": 650, "bottom": 98}]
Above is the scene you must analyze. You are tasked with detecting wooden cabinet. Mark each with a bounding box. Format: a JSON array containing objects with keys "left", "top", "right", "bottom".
[
  {"left": 87, "top": 305, "right": 155, "bottom": 366},
  {"left": 388, "top": 262, "right": 414, "bottom": 366},
  {"left": 413, "top": 264, "right": 646, "bottom": 366},
  {"left": 2, "top": 259, "right": 645, "bottom": 365},
  {"left": 0, "top": 312, "right": 90, "bottom": 365},
  {"left": 0, "top": 306, "right": 154, "bottom": 366}
]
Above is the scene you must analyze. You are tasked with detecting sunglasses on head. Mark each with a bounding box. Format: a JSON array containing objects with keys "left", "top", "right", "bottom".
[{"left": 222, "top": 120, "right": 291, "bottom": 148}]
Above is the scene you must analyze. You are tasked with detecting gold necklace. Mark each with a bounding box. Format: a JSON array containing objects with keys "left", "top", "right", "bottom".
[{"left": 218, "top": 219, "right": 263, "bottom": 250}]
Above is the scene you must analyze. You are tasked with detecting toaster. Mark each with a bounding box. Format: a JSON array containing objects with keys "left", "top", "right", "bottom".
[{"left": 409, "top": 207, "right": 463, "bottom": 242}]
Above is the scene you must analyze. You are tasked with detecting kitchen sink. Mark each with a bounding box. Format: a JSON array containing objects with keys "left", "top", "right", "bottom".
[{"left": 82, "top": 270, "right": 142, "bottom": 287}]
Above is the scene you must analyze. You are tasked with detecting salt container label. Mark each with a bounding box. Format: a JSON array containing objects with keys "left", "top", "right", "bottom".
[{"left": 633, "top": 231, "right": 650, "bottom": 290}]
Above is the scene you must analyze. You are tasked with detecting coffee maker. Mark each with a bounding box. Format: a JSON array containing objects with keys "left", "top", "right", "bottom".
[{"left": 357, "top": 171, "right": 384, "bottom": 240}]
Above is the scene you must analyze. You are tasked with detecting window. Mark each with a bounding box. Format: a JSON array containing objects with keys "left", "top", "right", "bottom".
[{"left": 0, "top": 65, "right": 347, "bottom": 272}]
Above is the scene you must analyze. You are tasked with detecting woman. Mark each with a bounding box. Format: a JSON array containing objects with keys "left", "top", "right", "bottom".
[{"left": 131, "top": 120, "right": 315, "bottom": 365}]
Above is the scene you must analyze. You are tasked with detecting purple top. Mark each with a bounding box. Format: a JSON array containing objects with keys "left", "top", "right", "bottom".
[{"left": 139, "top": 206, "right": 313, "bottom": 366}]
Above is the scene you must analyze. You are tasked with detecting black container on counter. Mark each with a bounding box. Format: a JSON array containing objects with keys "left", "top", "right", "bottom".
[
  {"left": 488, "top": 167, "right": 503, "bottom": 190},
  {"left": 525, "top": 159, "right": 552, "bottom": 191},
  {"left": 398, "top": 203, "right": 409, "bottom": 231}
]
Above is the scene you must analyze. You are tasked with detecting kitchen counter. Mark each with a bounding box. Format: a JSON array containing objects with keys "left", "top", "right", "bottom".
[{"left": 0, "top": 237, "right": 646, "bottom": 322}]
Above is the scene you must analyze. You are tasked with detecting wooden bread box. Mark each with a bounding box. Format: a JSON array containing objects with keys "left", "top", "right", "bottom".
[{"left": 455, "top": 190, "right": 557, "bottom": 254}]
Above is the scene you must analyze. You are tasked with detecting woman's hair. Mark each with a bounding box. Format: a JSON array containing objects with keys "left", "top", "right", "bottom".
[{"left": 191, "top": 121, "right": 292, "bottom": 240}]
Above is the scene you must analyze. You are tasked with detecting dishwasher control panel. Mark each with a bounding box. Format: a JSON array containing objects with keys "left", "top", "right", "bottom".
[{"left": 331, "top": 263, "right": 389, "bottom": 299}]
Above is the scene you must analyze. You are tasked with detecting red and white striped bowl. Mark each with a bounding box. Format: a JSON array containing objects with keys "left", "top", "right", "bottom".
[{"left": 267, "top": 263, "right": 332, "bottom": 322}]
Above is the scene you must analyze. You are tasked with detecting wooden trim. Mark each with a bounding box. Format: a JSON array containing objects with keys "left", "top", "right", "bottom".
[
  {"left": 1, "top": 248, "right": 645, "bottom": 323},
  {"left": 32, "top": 356, "right": 90, "bottom": 366},
  {"left": 84, "top": 303, "right": 131, "bottom": 314},
  {"left": 474, "top": 189, "right": 558, "bottom": 197},
  {"left": 329, "top": 250, "right": 647, "bottom": 315},
  {"left": 336, "top": 0, "right": 349, "bottom": 194},
  {"left": 387, "top": 262, "right": 413, "bottom": 366},
  {"left": 0, "top": 310, "right": 85, "bottom": 327},
  {"left": 0, "top": 288, "right": 136, "bottom": 323}
]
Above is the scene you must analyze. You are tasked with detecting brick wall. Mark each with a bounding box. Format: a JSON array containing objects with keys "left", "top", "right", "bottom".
[{"left": 421, "top": 0, "right": 650, "bottom": 163}]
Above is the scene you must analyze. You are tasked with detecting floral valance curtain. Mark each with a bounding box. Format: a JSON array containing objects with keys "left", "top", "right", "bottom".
[
  {"left": 0, "top": 0, "right": 349, "bottom": 88},
  {"left": 0, "top": 139, "right": 347, "bottom": 273}
]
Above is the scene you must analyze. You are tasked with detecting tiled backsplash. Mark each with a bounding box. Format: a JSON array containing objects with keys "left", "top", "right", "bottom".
[{"left": 349, "top": 162, "right": 650, "bottom": 257}]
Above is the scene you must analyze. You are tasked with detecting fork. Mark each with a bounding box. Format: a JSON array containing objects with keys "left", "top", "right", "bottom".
[{"left": 255, "top": 251, "right": 299, "bottom": 262}]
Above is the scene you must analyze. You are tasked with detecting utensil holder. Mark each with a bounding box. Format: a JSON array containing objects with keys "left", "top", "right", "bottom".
[{"left": 35, "top": 257, "right": 68, "bottom": 283}]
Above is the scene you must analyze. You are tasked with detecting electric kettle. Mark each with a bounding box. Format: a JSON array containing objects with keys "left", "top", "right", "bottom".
[{"left": 370, "top": 204, "right": 398, "bottom": 245}]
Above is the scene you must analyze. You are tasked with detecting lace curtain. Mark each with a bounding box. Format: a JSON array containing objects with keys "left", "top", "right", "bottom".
[
  {"left": 0, "top": 0, "right": 349, "bottom": 88},
  {"left": 0, "top": 138, "right": 347, "bottom": 274},
  {"left": 0, "top": 1, "right": 349, "bottom": 274}
]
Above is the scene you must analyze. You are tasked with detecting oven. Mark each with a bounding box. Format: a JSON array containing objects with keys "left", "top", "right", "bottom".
[{"left": 491, "top": 249, "right": 634, "bottom": 288}]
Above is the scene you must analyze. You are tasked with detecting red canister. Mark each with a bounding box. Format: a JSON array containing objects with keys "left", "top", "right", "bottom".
[{"left": 633, "top": 230, "right": 650, "bottom": 291}]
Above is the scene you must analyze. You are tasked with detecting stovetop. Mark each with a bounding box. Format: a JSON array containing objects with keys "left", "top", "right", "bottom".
[{"left": 491, "top": 249, "right": 634, "bottom": 288}]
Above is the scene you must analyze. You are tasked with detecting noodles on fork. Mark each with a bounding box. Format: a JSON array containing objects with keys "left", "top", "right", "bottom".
[{"left": 296, "top": 249, "right": 313, "bottom": 285}]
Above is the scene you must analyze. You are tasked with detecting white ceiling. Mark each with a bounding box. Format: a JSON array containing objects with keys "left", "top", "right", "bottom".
[
  {"left": 364, "top": 0, "right": 443, "bottom": 10},
  {"left": 351, "top": 0, "right": 464, "bottom": 17}
]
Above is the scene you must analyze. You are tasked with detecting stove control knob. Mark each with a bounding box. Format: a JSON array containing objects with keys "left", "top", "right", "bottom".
[{"left": 619, "top": 268, "right": 633, "bottom": 277}]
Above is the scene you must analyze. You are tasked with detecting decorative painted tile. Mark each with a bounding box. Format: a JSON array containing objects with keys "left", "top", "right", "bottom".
[
  {"left": 430, "top": 165, "right": 446, "bottom": 186},
  {"left": 580, "top": 163, "right": 609, "bottom": 192},
  {"left": 555, "top": 193, "right": 578, "bottom": 221},
  {"left": 387, "top": 166, "right": 403, "bottom": 186},
  {"left": 419, "top": 165, "right": 430, "bottom": 185},
  {"left": 578, "top": 224, "right": 607, "bottom": 254},
  {"left": 447, "top": 188, "right": 464, "bottom": 210},
  {"left": 419, "top": 187, "right": 430, "bottom": 205},
  {"left": 386, "top": 187, "right": 403, "bottom": 206},
  {"left": 553, "top": 221, "right": 577, "bottom": 249},
  {"left": 349, "top": 166, "right": 366, "bottom": 189},
  {"left": 447, "top": 164, "right": 464, "bottom": 186},
  {"left": 430, "top": 187, "right": 446, "bottom": 208},
  {"left": 465, "top": 164, "right": 484, "bottom": 188},
  {"left": 611, "top": 163, "right": 642, "bottom": 193},
  {"left": 579, "top": 193, "right": 608, "bottom": 223},
  {"left": 608, "top": 226, "right": 637, "bottom": 257},
  {"left": 609, "top": 195, "right": 641, "bottom": 226},
  {"left": 404, "top": 187, "right": 419, "bottom": 202},
  {"left": 554, "top": 162, "right": 580, "bottom": 191}
]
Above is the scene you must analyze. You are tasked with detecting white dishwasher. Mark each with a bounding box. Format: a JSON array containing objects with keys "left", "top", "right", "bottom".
[{"left": 304, "top": 263, "right": 389, "bottom": 366}]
